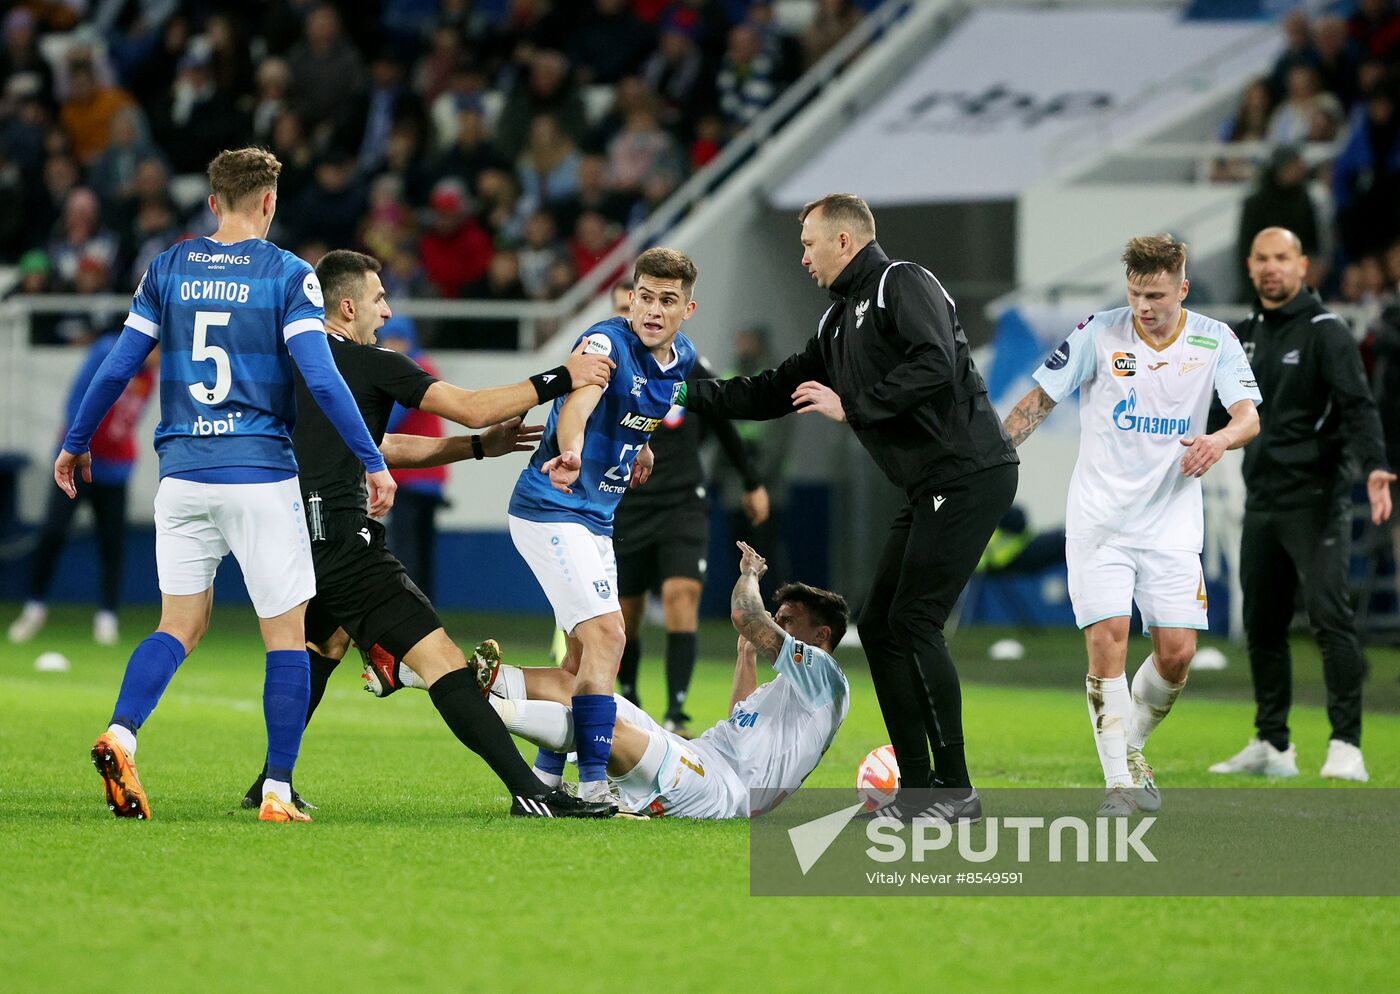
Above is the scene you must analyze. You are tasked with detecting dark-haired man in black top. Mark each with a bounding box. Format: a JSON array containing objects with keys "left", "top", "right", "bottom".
[{"left": 241, "top": 249, "right": 619, "bottom": 818}]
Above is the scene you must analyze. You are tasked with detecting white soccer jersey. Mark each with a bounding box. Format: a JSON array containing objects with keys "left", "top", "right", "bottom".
[
  {"left": 697, "top": 633, "right": 850, "bottom": 816},
  {"left": 1032, "top": 307, "right": 1260, "bottom": 552}
]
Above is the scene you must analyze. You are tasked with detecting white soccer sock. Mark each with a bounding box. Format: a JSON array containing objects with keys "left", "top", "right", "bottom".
[
  {"left": 1128, "top": 654, "right": 1186, "bottom": 752},
  {"left": 490, "top": 697, "right": 574, "bottom": 752},
  {"left": 399, "top": 662, "right": 427, "bottom": 690},
  {"left": 495, "top": 663, "right": 526, "bottom": 700},
  {"left": 106, "top": 723, "right": 137, "bottom": 758},
  {"left": 1086, "top": 674, "right": 1132, "bottom": 787},
  {"left": 532, "top": 768, "right": 563, "bottom": 789},
  {"left": 262, "top": 778, "right": 292, "bottom": 804}
]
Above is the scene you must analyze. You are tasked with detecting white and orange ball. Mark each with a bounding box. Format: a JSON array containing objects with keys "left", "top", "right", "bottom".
[{"left": 856, "top": 744, "right": 899, "bottom": 812}]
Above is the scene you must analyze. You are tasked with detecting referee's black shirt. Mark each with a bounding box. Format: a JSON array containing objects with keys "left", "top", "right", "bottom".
[
  {"left": 1223, "top": 289, "right": 1387, "bottom": 510},
  {"left": 293, "top": 333, "right": 437, "bottom": 530},
  {"left": 686, "top": 241, "right": 1017, "bottom": 498}
]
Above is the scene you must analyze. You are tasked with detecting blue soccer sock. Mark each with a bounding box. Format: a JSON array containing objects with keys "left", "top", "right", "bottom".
[
  {"left": 572, "top": 694, "right": 617, "bottom": 784},
  {"left": 263, "top": 649, "right": 310, "bottom": 783},
  {"left": 533, "top": 747, "right": 567, "bottom": 788},
  {"left": 110, "top": 631, "right": 186, "bottom": 734}
]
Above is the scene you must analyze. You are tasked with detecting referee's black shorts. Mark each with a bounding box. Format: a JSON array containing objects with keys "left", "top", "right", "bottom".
[
  {"left": 304, "top": 517, "right": 441, "bottom": 660},
  {"left": 614, "top": 498, "right": 709, "bottom": 598}
]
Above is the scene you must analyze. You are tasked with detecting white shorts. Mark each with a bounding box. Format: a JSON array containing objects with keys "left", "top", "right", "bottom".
[
  {"left": 611, "top": 697, "right": 748, "bottom": 819},
  {"left": 154, "top": 476, "right": 315, "bottom": 618},
  {"left": 1066, "top": 539, "right": 1208, "bottom": 634},
  {"left": 508, "top": 515, "right": 619, "bottom": 634}
]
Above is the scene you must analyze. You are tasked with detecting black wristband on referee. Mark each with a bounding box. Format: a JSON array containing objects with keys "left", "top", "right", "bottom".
[
  {"left": 530, "top": 365, "right": 572, "bottom": 403},
  {"left": 471, "top": 435, "right": 485, "bottom": 460}
]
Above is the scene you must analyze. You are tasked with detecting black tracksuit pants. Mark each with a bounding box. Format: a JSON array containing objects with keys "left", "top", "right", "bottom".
[
  {"left": 1241, "top": 499, "right": 1366, "bottom": 748},
  {"left": 28, "top": 480, "right": 128, "bottom": 613},
  {"left": 857, "top": 463, "right": 1018, "bottom": 787}
]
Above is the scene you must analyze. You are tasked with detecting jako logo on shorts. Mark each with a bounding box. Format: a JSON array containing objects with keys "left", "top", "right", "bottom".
[{"left": 1111, "top": 390, "right": 1189, "bottom": 435}]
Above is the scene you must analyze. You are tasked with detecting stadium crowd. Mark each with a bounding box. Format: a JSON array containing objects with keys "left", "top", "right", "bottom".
[{"left": 0, "top": 0, "right": 873, "bottom": 345}]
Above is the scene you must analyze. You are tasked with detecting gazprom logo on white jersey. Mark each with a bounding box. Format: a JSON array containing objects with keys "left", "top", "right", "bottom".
[
  {"left": 192, "top": 412, "right": 243, "bottom": 436},
  {"left": 1111, "top": 389, "right": 1189, "bottom": 436}
]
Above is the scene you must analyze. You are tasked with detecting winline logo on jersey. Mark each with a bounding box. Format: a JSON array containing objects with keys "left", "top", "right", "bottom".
[
  {"left": 1111, "top": 389, "right": 1189, "bottom": 436},
  {"left": 747, "top": 788, "right": 1400, "bottom": 896}
]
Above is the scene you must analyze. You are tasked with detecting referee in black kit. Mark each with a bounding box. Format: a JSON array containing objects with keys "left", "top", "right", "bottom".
[
  {"left": 1210, "top": 227, "right": 1394, "bottom": 782},
  {"left": 681, "top": 193, "right": 1018, "bottom": 820}
]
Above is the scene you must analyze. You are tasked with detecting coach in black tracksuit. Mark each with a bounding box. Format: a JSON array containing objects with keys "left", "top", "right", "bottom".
[
  {"left": 1214, "top": 227, "right": 1393, "bottom": 776},
  {"left": 684, "top": 194, "right": 1018, "bottom": 806}
]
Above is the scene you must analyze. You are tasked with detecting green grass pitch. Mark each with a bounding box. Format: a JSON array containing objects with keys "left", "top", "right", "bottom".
[{"left": 3, "top": 604, "right": 1397, "bottom": 993}]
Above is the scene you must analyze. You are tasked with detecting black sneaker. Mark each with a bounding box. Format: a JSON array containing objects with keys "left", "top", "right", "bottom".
[
  {"left": 240, "top": 775, "right": 315, "bottom": 812},
  {"left": 510, "top": 789, "right": 617, "bottom": 818},
  {"left": 858, "top": 786, "right": 982, "bottom": 824}
]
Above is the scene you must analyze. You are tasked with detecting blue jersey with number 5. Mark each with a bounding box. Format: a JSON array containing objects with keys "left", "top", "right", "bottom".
[
  {"left": 508, "top": 316, "right": 695, "bottom": 536},
  {"left": 125, "top": 236, "right": 325, "bottom": 478}
]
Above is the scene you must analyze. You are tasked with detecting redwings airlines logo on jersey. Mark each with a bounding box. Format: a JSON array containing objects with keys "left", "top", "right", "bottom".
[{"left": 187, "top": 251, "right": 251, "bottom": 265}]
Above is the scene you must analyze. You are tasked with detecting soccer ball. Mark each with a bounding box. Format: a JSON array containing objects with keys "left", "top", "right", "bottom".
[{"left": 856, "top": 744, "right": 899, "bottom": 812}]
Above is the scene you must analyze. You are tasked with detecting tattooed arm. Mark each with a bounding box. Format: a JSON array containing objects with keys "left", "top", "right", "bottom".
[
  {"left": 1002, "top": 384, "right": 1058, "bottom": 448},
  {"left": 729, "top": 541, "right": 786, "bottom": 709}
]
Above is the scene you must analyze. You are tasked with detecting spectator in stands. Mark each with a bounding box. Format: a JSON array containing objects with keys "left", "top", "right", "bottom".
[
  {"left": 1313, "top": 15, "right": 1360, "bottom": 110},
  {"left": 476, "top": 166, "right": 531, "bottom": 244},
  {"left": 690, "top": 113, "right": 725, "bottom": 170},
  {"left": 1269, "top": 66, "right": 1341, "bottom": 147},
  {"left": 567, "top": 210, "right": 621, "bottom": 279},
  {"left": 269, "top": 112, "right": 316, "bottom": 202},
  {"left": 1335, "top": 85, "right": 1400, "bottom": 262},
  {"left": 464, "top": 249, "right": 530, "bottom": 348},
  {"left": 48, "top": 188, "right": 118, "bottom": 291},
  {"left": 545, "top": 256, "right": 577, "bottom": 299},
  {"left": 150, "top": 50, "right": 248, "bottom": 174},
  {"left": 495, "top": 49, "right": 588, "bottom": 160},
  {"left": 0, "top": 149, "right": 22, "bottom": 261},
  {"left": 642, "top": 18, "right": 707, "bottom": 134},
  {"left": 716, "top": 23, "right": 779, "bottom": 131},
  {"left": 415, "top": 24, "right": 468, "bottom": 105},
  {"left": 1269, "top": 9, "right": 1320, "bottom": 102},
  {"left": 570, "top": 0, "right": 655, "bottom": 85},
  {"left": 87, "top": 107, "right": 159, "bottom": 211},
  {"left": 59, "top": 53, "right": 136, "bottom": 165},
  {"left": 1, "top": 9, "right": 54, "bottom": 107},
  {"left": 360, "top": 177, "right": 415, "bottom": 260},
  {"left": 34, "top": 153, "right": 81, "bottom": 248},
  {"left": 746, "top": 2, "right": 802, "bottom": 85},
  {"left": 124, "top": 13, "right": 189, "bottom": 108},
  {"left": 205, "top": 12, "right": 254, "bottom": 99},
  {"left": 430, "top": 63, "right": 491, "bottom": 150},
  {"left": 0, "top": 75, "right": 48, "bottom": 184},
  {"left": 1237, "top": 145, "right": 1321, "bottom": 292},
  {"left": 350, "top": 52, "right": 422, "bottom": 176},
  {"left": 517, "top": 113, "right": 582, "bottom": 206},
  {"left": 555, "top": 153, "right": 632, "bottom": 232},
  {"left": 607, "top": 93, "right": 682, "bottom": 193},
  {"left": 434, "top": 108, "right": 507, "bottom": 194},
  {"left": 290, "top": 4, "right": 367, "bottom": 145},
  {"left": 419, "top": 177, "right": 492, "bottom": 298},
  {"left": 16, "top": 248, "right": 51, "bottom": 293},
  {"left": 803, "top": 0, "right": 863, "bottom": 69},
  {"left": 252, "top": 59, "right": 294, "bottom": 143},
  {"left": 124, "top": 198, "right": 179, "bottom": 286},
  {"left": 1349, "top": 0, "right": 1400, "bottom": 60},
  {"left": 625, "top": 167, "right": 681, "bottom": 229},
  {"left": 517, "top": 208, "right": 567, "bottom": 299},
  {"left": 381, "top": 244, "right": 434, "bottom": 300},
  {"left": 111, "top": 156, "right": 171, "bottom": 239},
  {"left": 379, "top": 119, "right": 436, "bottom": 207},
  {"left": 288, "top": 150, "right": 367, "bottom": 250}
]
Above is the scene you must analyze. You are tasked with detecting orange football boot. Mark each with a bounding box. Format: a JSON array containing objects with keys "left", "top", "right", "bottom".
[{"left": 91, "top": 732, "right": 151, "bottom": 820}]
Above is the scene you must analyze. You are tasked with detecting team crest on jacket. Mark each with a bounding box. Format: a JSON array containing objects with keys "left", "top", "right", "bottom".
[
  {"left": 593, "top": 579, "right": 612, "bottom": 599},
  {"left": 855, "top": 299, "right": 870, "bottom": 328}
]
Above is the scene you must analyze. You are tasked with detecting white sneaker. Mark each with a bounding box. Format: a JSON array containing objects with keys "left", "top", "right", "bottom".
[
  {"left": 93, "top": 611, "right": 119, "bottom": 646},
  {"left": 1208, "top": 737, "right": 1298, "bottom": 777},
  {"left": 7, "top": 602, "right": 47, "bottom": 643},
  {"left": 1319, "top": 740, "right": 1369, "bottom": 782}
]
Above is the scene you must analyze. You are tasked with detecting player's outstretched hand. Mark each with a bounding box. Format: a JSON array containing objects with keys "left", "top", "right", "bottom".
[
  {"left": 792, "top": 380, "right": 846, "bottom": 422},
  {"left": 483, "top": 417, "right": 545, "bottom": 457},
  {"left": 565, "top": 338, "right": 616, "bottom": 389},
  {"left": 630, "top": 442, "right": 654, "bottom": 488},
  {"left": 737, "top": 541, "right": 767, "bottom": 579},
  {"left": 737, "top": 633, "right": 758, "bottom": 665},
  {"left": 543, "top": 449, "right": 582, "bottom": 493},
  {"left": 367, "top": 468, "right": 397, "bottom": 517},
  {"left": 53, "top": 449, "right": 91, "bottom": 499},
  {"left": 1368, "top": 468, "right": 1398, "bottom": 525},
  {"left": 742, "top": 485, "right": 770, "bottom": 525},
  {"left": 1178, "top": 433, "right": 1228, "bottom": 478}
]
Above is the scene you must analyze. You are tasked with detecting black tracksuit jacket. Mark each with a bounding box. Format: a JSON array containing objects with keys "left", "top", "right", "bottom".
[{"left": 686, "top": 242, "right": 1017, "bottom": 498}]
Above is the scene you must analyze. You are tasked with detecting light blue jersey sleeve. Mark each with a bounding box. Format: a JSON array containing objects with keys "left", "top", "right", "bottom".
[
  {"left": 772, "top": 633, "right": 846, "bottom": 708},
  {"left": 1213, "top": 329, "right": 1263, "bottom": 411},
  {"left": 1031, "top": 313, "right": 1100, "bottom": 403}
]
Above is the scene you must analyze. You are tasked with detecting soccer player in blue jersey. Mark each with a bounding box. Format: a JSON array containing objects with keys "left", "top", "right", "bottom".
[
  {"left": 55, "top": 147, "right": 394, "bottom": 824},
  {"left": 508, "top": 247, "right": 699, "bottom": 802}
]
